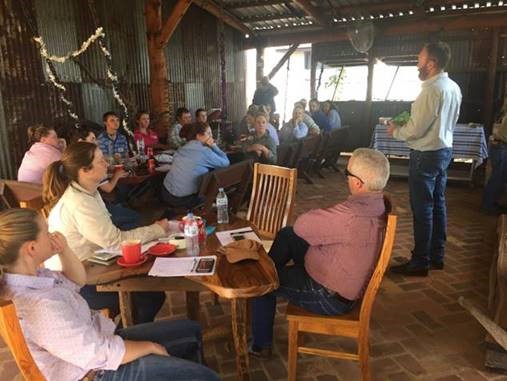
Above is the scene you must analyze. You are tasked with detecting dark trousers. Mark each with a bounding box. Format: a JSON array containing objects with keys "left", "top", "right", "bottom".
[
  {"left": 482, "top": 143, "right": 507, "bottom": 210},
  {"left": 251, "top": 227, "right": 355, "bottom": 349},
  {"left": 105, "top": 202, "right": 141, "bottom": 230},
  {"left": 161, "top": 186, "right": 203, "bottom": 210},
  {"left": 80, "top": 285, "right": 166, "bottom": 324},
  {"left": 408, "top": 148, "right": 453, "bottom": 267},
  {"left": 95, "top": 320, "right": 219, "bottom": 381}
]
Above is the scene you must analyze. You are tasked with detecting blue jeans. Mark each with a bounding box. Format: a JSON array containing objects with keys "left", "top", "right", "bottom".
[
  {"left": 95, "top": 320, "right": 219, "bottom": 381},
  {"left": 251, "top": 227, "right": 355, "bottom": 349},
  {"left": 408, "top": 148, "right": 453, "bottom": 267},
  {"left": 80, "top": 285, "right": 166, "bottom": 325},
  {"left": 105, "top": 203, "right": 141, "bottom": 230},
  {"left": 482, "top": 143, "right": 507, "bottom": 210}
]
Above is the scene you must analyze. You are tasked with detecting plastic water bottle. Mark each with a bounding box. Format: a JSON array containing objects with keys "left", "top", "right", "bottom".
[
  {"left": 216, "top": 187, "right": 229, "bottom": 224},
  {"left": 136, "top": 138, "right": 146, "bottom": 162},
  {"left": 184, "top": 213, "right": 200, "bottom": 256}
]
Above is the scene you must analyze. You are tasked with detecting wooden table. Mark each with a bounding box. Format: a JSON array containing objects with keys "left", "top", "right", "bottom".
[{"left": 85, "top": 216, "right": 279, "bottom": 380}]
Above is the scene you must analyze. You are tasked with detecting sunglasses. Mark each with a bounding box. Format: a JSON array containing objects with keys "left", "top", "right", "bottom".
[{"left": 344, "top": 168, "right": 364, "bottom": 184}]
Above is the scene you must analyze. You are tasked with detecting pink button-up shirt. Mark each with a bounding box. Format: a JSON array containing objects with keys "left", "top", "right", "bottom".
[
  {"left": 0, "top": 269, "right": 125, "bottom": 381},
  {"left": 294, "top": 192, "right": 386, "bottom": 301},
  {"left": 17, "top": 142, "right": 62, "bottom": 184}
]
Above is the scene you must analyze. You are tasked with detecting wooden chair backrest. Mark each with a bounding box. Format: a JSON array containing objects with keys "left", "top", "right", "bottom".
[
  {"left": 246, "top": 163, "right": 297, "bottom": 239},
  {"left": 0, "top": 299, "right": 45, "bottom": 381},
  {"left": 0, "top": 180, "right": 47, "bottom": 218},
  {"left": 358, "top": 212, "right": 397, "bottom": 339},
  {"left": 198, "top": 160, "right": 253, "bottom": 215}
]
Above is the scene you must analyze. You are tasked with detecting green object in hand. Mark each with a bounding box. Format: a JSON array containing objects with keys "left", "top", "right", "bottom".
[{"left": 392, "top": 111, "right": 411, "bottom": 126}]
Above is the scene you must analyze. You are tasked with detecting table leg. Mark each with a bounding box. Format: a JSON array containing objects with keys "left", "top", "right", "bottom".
[
  {"left": 186, "top": 291, "right": 200, "bottom": 321},
  {"left": 118, "top": 291, "right": 134, "bottom": 327},
  {"left": 231, "top": 298, "right": 250, "bottom": 381}
]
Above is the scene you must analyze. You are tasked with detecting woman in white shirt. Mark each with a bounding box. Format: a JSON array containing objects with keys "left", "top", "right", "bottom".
[{"left": 43, "top": 142, "right": 169, "bottom": 323}]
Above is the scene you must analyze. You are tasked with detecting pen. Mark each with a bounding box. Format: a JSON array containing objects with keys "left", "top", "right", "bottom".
[
  {"left": 230, "top": 229, "right": 254, "bottom": 236},
  {"left": 190, "top": 258, "right": 198, "bottom": 272}
]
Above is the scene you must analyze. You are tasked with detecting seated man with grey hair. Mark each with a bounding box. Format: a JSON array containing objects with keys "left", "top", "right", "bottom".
[{"left": 250, "top": 148, "right": 390, "bottom": 357}]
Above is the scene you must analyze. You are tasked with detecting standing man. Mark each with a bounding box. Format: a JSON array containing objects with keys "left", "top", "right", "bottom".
[
  {"left": 253, "top": 76, "right": 279, "bottom": 113},
  {"left": 388, "top": 42, "right": 462, "bottom": 276},
  {"left": 97, "top": 111, "right": 129, "bottom": 160}
]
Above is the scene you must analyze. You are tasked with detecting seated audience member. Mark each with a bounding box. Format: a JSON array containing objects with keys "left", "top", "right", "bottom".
[
  {"left": 18, "top": 125, "right": 65, "bottom": 184},
  {"left": 242, "top": 111, "right": 277, "bottom": 165},
  {"left": 169, "top": 107, "right": 192, "bottom": 150},
  {"left": 322, "top": 100, "right": 342, "bottom": 130},
  {"left": 162, "top": 122, "right": 230, "bottom": 208},
  {"left": 71, "top": 127, "right": 140, "bottom": 230},
  {"left": 97, "top": 111, "right": 130, "bottom": 161},
  {"left": 133, "top": 111, "right": 160, "bottom": 152},
  {"left": 250, "top": 148, "right": 390, "bottom": 357},
  {"left": 309, "top": 98, "right": 332, "bottom": 133},
  {"left": 195, "top": 108, "right": 208, "bottom": 124},
  {"left": 280, "top": 107, "right": 309, "bottom": 142},
  {"left": 257, "top": 106, "right": 279, "bottom": 146},
  {"left": 43, "top": 142, "right": 168, "bottom": 323},
  {"left": 0, "top": 208, "right": 219, "bottom": 381},
  {"left": 235, "top": 105, "right": 258, "bottom": 139},
  {"left": 294, "top": 101, "right": 320, "bottom": 135}
]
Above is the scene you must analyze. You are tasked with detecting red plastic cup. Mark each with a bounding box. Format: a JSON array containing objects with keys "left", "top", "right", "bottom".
[
  {"left": 113, "top": 164, "right": 124, "bottom": 174},
  {"left": 121, "top": 240, "right": 142, "bottom": 264}
]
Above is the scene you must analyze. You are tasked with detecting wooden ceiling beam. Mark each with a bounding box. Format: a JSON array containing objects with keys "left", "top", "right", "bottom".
[
  {"left": 292, "top": 0, "right": 328, "bottom": 25},
  {"left": 193, "top": 0, "right": 252, "bottom": 35},
  {"left": 246, "top": 13, "right": 507, "bottom": 47},
  {"left": 228, "top": 1, "right": 286, "bottom": 9}
]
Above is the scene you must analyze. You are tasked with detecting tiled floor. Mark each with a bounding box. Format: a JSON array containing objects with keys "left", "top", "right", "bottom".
[{"left": 2, "top": 168, "right": 507, "bottom": 380}]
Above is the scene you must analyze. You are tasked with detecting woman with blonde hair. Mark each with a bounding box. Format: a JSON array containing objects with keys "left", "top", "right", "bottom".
[
  {"left": 0, "top": 208, "right": 219, "bottom": 381},
  {"left": 279, "top": 106, "right": 309, "bottom": 143},
  {"left": 43, "top": 142, "right": 168, "bottom": 323},
  {"left": 18, "top": 124, "right": 66, "bottom": 184}
]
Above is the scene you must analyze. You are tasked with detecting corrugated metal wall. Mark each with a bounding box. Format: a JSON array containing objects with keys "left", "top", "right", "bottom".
[
  {"left": 0, "top": 0, "right": 246, "bottom": 179},
  {"left": 313, "top": 30, "right": 507, "bottom": 148}
]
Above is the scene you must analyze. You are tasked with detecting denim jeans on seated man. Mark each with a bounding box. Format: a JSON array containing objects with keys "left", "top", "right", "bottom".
[
  {"left": 95, "top": 320, "right": 220, "bottom": 381},
  {"left": 408, "top": 148, "right": 452, "bottom": 268},
  {"left": 105, "top": 202, "right": 141, "bottom": 230},
  {"left": 80, "top": 285, "right": 166, "bottom": 325},
  {"left": 482, "top": 143, "right": 507, "bottom": 212},
  {"left": 251, "top": 227, "right": 355, "bottom": 350}
]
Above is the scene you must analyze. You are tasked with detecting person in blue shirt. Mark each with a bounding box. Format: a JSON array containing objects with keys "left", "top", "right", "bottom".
[
  {"left": 97, "top": 111, "right": 130, "bottom": 161},
  {"left": 309, "top": 99, "right": 332, "bottom": 133},
  {"left": 322, "top": 101, "right": 342, "bottom": 130},
  {"left": 162, "top": 122, "right": 230, "bottom": 208},
  {"left": 280, "top": 106, "right": 308, "bottom": 143}
]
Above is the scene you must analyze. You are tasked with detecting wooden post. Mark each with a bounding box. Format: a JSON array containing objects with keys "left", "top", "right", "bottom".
[
  {"left": 365, "top": 51, "right": 376, "bottom": 143},
  {"left": 310, "top": 44, "right": 317, "bottom": 99},
  {"left": 256, "top": 46, "right": 265, "bottom": 83},
  {"left": 484, "top": 29, "right": 500, "bottom": 134},
  {"left": 267, "top": 43, "right": 299, "bottom": 80},
  {"left": 145, "top": 0, "right": 192, "bottom": 138}
]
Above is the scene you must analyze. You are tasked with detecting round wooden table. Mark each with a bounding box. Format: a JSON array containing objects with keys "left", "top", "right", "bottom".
[{"left": 85, "top": 215, "right": 278, "bottom": 380}]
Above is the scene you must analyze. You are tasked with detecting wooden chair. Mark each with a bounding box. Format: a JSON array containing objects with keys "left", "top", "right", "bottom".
[
  {"left": 0, "top": 299, "right": 110, "bottom": 381},
  {"left": 295, "top": 135, "right": 321, "bottom": 184},
  {"left": 0, "top": 180, "right": 47, "bottom": 217},
  {"left": 197, "top": 160, "right": 253, "bottom": 216},
  {"left": 246, "top": 163, "right": 297, "bottom": 240},
  {"left": 286, "top": 213, "right": 397, "bottom": 381}
]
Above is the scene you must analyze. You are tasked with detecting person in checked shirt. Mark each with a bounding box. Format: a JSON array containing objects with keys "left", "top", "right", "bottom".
[{"left": 0, "top": 208, "right": 219, "bottom": 381}]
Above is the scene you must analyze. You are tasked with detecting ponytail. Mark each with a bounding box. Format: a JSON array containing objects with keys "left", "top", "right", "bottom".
[{"left": 43, "top": 160, "right": 69, "bottom": 210}]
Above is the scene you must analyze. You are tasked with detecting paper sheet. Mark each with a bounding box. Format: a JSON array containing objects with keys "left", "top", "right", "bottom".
[
  {"left": 215, "top": 227, "right": 261, "bottom": 246},
  {"left": 148, "top": 255, "right": 217, "bottom": 277}
]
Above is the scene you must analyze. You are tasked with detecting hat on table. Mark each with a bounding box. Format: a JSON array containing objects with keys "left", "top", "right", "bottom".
[{"left": 218, "top": 239, "right": 262, "bottom": 263}]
